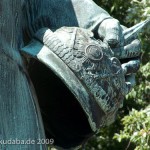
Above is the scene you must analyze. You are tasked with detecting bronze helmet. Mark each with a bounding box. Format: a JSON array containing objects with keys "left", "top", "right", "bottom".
[{"left": 21, "top": 19, "right": 149, "bottom": 149}]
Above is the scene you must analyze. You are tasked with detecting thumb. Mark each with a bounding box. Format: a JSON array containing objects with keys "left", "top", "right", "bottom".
[{"left": 98, "top": 19, "right": 123, "bottom": 47}]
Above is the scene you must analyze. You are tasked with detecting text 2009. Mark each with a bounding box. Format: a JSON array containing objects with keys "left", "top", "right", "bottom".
[{"left": 37, "top": 139, "right": 54, "bottom": 145}]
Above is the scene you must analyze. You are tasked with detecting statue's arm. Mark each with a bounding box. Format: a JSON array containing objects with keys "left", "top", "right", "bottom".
[
  {"left": 22, "top": 0, "right": 128, "bottom": 47},
  {"left": 23, "top": 0, "right": 111, "bottom": 38},
  {"left": 69, "top": 0, "right": 112, "bottom": 30}
]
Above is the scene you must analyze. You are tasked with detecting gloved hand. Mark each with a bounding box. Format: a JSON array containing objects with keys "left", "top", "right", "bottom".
[{"left": 98, "top": 18, "right": 141, "bottom": 94}]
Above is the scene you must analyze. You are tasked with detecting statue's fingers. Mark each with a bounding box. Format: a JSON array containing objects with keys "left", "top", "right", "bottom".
[
  {"left": 121, "top": 39, "right": 141, "bottom": 59},
  {"left": 125, "top": 74, "right": 136, "bottom": 94},
  {"left": 124, "top": 39, "right": 141, "bottom": 58},
  {"left": 104, "top": 19, "right": 121, "bottom": 46},
  {"left": 121, "top": 58, "right": 140, "bottom": 75},
  {"left": 113, "top": 39, "right": 141, "bottom": 59},
  {"left": 121, "top": 25, "right": 139, "bottom": 45},
  {"left": 98, "top": 19, "right": 123, "bottom": 47}
]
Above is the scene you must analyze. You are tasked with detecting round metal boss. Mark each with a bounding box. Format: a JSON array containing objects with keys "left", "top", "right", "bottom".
[{"left": 85, "top": 44, "right": 103, "bottom": 62}]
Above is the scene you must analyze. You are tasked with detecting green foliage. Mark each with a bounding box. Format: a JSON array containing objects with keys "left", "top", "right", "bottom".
[
  {"left": 126, "top": 62, "right": 150, "bottom": 109},
  {"left": 84, "top": 0, "right": 150, "bottom": 150},
  {"left": 125, "top": 0, "right": 150, "bottom": 23},
  {"left": 94, "top": 0, "right": 131, "bottom": 25},
  {"left": 114, "top": 108, "right": 150, "bottom": 150}
]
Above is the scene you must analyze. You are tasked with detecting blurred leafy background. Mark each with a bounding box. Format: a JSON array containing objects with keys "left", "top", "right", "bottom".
[{"left": 83, "top": 0, "right": 150, "bottom": 150}]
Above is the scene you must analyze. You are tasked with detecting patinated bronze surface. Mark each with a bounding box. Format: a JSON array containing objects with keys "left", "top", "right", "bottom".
[
  {"left": 0, "top": 0, "right": 146, "bottom": 150},
  {"left": 22, "top": 20, "right": 149, "bottom": 149}
]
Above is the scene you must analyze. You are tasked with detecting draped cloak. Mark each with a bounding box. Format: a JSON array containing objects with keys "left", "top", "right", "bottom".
[{"left": 0, "top": 0, "right": 110, "bottom": 149}]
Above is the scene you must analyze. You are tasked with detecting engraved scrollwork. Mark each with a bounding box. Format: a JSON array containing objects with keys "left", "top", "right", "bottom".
[{"left": 35, "top": 26, "right": 126, "bottom": 126}]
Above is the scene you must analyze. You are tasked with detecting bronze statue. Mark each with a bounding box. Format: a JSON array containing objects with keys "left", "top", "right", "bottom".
[{"left": 0, "top": 0, "right": 146, "bottom": 149}]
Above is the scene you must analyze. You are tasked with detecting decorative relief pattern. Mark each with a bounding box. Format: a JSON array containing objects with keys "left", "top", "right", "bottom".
[{"left": 35, "top": 27, "right": 127, "bottom": 126}]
